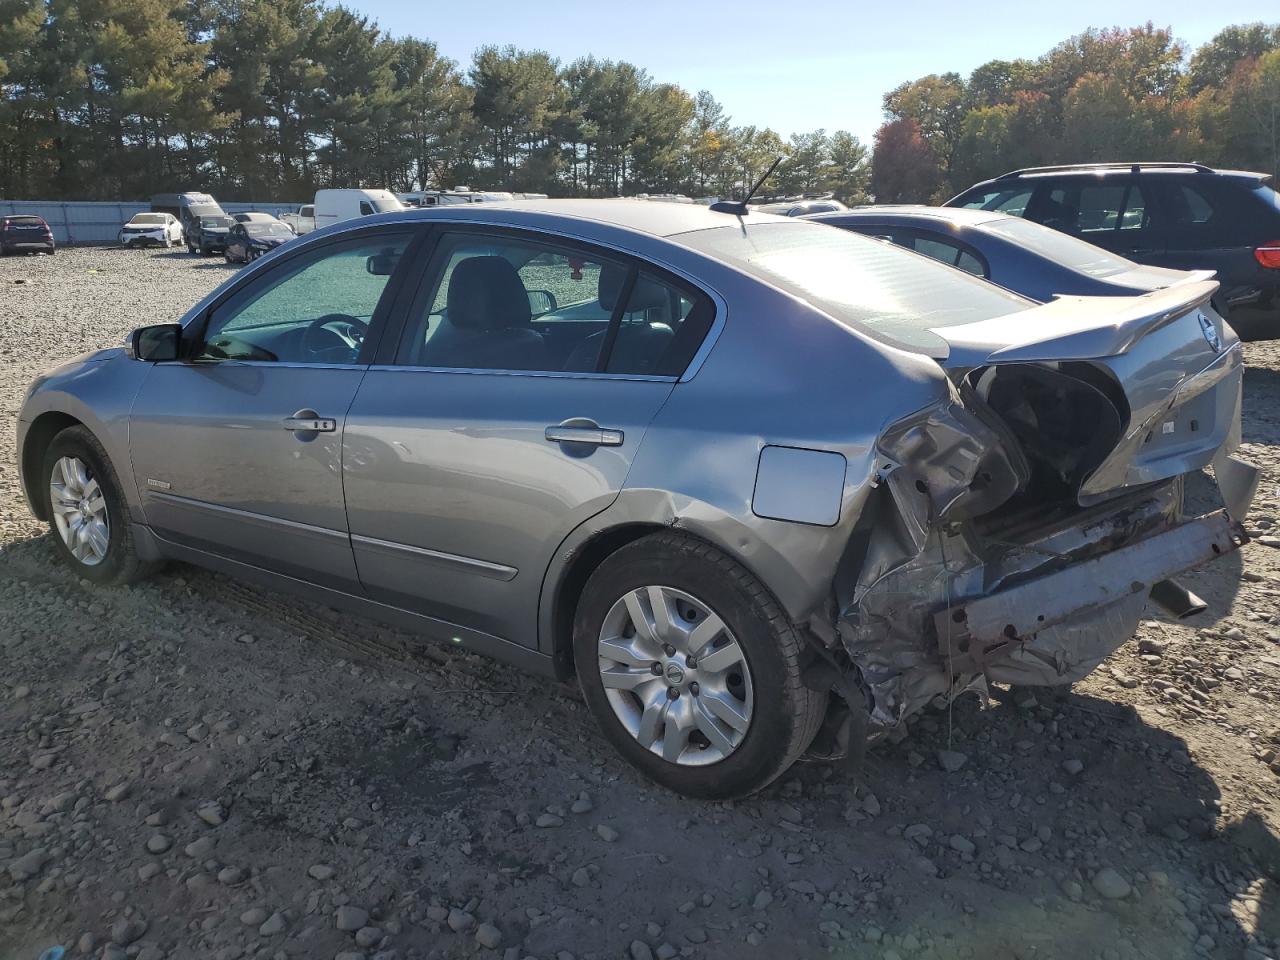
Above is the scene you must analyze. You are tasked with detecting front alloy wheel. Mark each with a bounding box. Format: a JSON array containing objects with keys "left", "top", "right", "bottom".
[
  {"left": 41, "top": 425, "right": 158, "bottom": 585},
  {"left": 48, "top": 455, "right": 109, "bottom": 565},
  {"left": 598, "top": 585, "right": 754, "bottom": 765}
]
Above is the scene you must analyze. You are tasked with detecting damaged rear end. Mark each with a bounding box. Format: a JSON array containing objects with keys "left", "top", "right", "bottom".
[{"left": 834, "top": 280, "right": 1260, "bottom": 733}]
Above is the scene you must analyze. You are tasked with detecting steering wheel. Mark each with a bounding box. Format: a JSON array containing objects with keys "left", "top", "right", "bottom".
[{"left": 302, "top": 313, "right": 368, "bottom": 362}]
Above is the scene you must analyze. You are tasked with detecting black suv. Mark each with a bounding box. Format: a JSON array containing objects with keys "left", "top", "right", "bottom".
[{"left": 947, "top": 163, "right": 1280, "bottom": 340}]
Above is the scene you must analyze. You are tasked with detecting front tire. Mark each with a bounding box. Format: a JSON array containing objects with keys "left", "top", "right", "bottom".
[
  {"left": 41, "top": 426, "right": 157, "bottom": 586},
  {"left": 573, "top": 532, "right": 825, "bottom": 798}
]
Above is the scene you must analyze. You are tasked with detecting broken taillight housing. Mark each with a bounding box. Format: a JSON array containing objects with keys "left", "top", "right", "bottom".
[{"left": 1255, "top": 243, "right": 1280, "bottom": 269}]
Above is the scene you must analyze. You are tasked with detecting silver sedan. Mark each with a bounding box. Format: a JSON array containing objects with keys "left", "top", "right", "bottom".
[{"left": 17, "top": 200, "right": 1257, "bottom": 797}]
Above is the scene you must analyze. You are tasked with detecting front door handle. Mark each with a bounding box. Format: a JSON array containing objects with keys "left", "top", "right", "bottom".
[
  {"left": 544, "top": 423, "right": 624, "bottom": 447},
  {"left": 283, "top": 414, "right": 336, "bottom": 432}
]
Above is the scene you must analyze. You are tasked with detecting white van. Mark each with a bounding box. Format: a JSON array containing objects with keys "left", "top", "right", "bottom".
[{"left": 312, "top": 189, "right": 405, "bottom": 230}]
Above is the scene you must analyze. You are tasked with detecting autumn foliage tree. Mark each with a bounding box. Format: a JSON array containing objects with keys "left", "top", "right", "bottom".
[
  {"left": 874, "top": 21, "right": 1280, "bottom": 196},
  {"left": 869, "top": 118, "right": 940, "bottom": 202}
]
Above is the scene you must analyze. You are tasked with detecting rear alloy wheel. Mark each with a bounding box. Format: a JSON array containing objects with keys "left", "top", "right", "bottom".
[
  {"left": 597, "top": 585, "right": 754, "bottom": 766},
  {"left": 574, "top": 532, "right": 825, "bottom": 798},
  {"left": 41, "top": 425, "right": 158, "bottom": 585}
]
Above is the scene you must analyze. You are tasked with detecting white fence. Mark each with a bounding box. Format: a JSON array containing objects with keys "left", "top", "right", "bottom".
[{"left": 0, "top": 200, "right": 304, "bottom": 244}]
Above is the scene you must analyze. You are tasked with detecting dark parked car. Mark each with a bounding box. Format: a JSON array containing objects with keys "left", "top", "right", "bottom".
[
  {"left": 807, "top": 206, "right": 1211, "bottom": 305},
  {"left": 188, "top": 215, "right": 235, "bottom": 255},
  {"left": 947, "top": 162, "right": 1280, "bottom": 339},
  {"left": 1, "top": 215, "right": 55, "bottom": 255},
  {"left": 224, "top": 220, "right": 293, "bottom": 263},
  {"left": 752, "top": 197, "right": 848, "bottom": 217}
]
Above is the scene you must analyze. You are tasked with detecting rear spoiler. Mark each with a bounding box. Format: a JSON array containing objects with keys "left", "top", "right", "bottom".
[
  {"left": 932, "top": 279, "right": 1221, "bottom": 367},
  {"left": 1169, "top": 269, "right": 1218, "bottom": 288}
]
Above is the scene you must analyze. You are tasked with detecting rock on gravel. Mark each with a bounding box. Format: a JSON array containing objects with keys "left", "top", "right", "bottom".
[
  {"left": 336, "top": 905, "right": 369, "bottom": 931},
  {"left": 1092, "top": 867, "right": 1132, "bottom": 900},
  {"left": 475, "top": 922, "right": 503, "bottom": 949}
]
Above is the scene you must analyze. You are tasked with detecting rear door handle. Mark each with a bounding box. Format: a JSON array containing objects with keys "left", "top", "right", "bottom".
[
  {"left": 283, "top": 416, "right": 336, "bottom": 432},
  {"left": 544, "top": 424, "right": 624, "bottom": 446}
]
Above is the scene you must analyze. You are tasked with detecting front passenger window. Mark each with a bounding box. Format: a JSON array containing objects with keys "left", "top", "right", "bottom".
[{"left": 198, "top": 232, "right": 413, "bottom": 364}]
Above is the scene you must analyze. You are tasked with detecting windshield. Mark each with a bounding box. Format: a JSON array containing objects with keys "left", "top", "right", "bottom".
[
  {"left": 245, "top": 222, "right": 292, "bottom": 236},
  {"left": 978, "top": 217, "right": 1134, "bottom": 278},
  {"left": 131, "top": 214, "right": 167, "bottom": 225},
  {"left": 201, "top": 216, "right": 233, "bottom": 228},
  {"left": 188, "top": 204, "right": 222, "bottom": 218},
  {"left": 679, "top": 221, "right": 1031, "bottom": 355}
]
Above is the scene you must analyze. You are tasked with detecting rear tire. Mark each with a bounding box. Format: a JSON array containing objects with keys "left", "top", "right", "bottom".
[
  {"left": 41, "top": 426, "right": 159, "bottom": 586},
  {"left": 573, "top": 532, "right": 825, "bottom": 799}
]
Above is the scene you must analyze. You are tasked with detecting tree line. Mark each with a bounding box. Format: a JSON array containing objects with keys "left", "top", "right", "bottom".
[
  {"left": 0, "top": 0, "right": 868, "bottom": 201},
  {"left": 3, "top": 8, "right": 1277, "bottom": 204},
  {"left": 870, "top": 22, "right": 1280, "bottom": 202}
]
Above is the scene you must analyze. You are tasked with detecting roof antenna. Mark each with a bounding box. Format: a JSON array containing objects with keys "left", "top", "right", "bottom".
[{"left": 711, "top": 156, "right": 783, "bottom": 215}]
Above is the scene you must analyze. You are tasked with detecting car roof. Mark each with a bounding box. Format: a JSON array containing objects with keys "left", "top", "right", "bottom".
[
  {"left": 383, "top": 198, "right": 793, "bottom": 238},
  {"left": 807, "top": 205, "right": 1007, "bottom": 227},
  {"left": 967, "top": 162, "right": 1270, "bottom": 186}
]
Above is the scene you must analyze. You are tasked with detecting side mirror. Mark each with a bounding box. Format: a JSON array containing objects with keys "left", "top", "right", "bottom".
[
  {"left": 366, "top": 253, "right": 400, "bottom": 276},
  {"left": 527, "top": 289, "right": 558, "bottom": 315},
  {"left": 126, "top": 323, "right": 182, "bottom": 362}
]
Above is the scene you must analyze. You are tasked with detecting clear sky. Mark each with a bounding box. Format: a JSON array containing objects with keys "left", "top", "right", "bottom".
[{"left": 356, "top": 1, "right": 1269, "bottom": 144}]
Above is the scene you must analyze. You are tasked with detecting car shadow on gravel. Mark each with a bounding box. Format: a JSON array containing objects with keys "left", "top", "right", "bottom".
[{"left": 850, "top": 687, "right": 1280, "bottom": 957}]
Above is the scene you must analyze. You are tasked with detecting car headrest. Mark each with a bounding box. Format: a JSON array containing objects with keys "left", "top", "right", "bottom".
[
  {"left": 446, "top": 256, "right": 532, "bottom": 331},
  {"left": 598, "top": 265, "right": 671, "bottom": 314}
]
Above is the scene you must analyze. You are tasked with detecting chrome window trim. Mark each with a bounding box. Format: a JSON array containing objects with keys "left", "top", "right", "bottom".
[
  {"left": 365, "top": 364, "right": 676, "bottom": 383},
  {"left": 350, "top": 533, "right": 518, "bottom": 581},
  {"left": 174, "top": 213, "right": 728, "bottom": 381},
  {"left": 155, "top": 360, "right": 368, "bottom": 371}
]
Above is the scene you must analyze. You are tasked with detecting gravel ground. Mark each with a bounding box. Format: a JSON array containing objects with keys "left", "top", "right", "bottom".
[{"left": 1, "top": 247, "right": 1279, "bottom": 960}]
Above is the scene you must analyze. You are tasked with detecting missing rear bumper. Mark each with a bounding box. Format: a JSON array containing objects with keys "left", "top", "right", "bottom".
[{"left": 933, "top": 509, "right": 1244, "bottom": 682}]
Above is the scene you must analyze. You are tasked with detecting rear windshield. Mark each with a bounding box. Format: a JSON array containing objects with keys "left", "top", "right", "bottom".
[
  {"left": 678, "top": 221, "right": 1031, "bottom": 355},
  {"left": 245, "top": 222, "right": 292, "bottom": 236},
  {"left": 131, "top": 214, "right": 167, "bottom": 225},
  {"left": 978, "top": 217, "right": 1134, "bottom": 278},
  {"left": 5, "top": 216, "right": 45, "bottom": 225}
]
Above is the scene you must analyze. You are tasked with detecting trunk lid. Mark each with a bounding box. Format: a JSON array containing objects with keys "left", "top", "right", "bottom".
[
  {"left": 932, "top": 280, "right": 1220, "bottom": 367},
  {"left": 928, "top": 280, "right": 1243, "bottom": 505}
]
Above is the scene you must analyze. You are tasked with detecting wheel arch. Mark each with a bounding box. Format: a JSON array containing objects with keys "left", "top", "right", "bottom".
[
  {"left": 543, "top": 521, "right": 668, "bottom": 678},
  {"left": 21, "top": 411, "right": 85, "bottom": 521},
  {"left": 539, "top": 502, "right": 839, "bottom": 679}
]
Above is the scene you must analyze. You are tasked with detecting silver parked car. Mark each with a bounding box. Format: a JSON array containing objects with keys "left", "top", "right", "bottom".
[{"left": 17, "top": 200, "right": 1257, "bottom": 798}]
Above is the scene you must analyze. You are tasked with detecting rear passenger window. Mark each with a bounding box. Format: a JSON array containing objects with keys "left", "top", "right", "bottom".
[
  {"left": 911, "top": 237, "right": 987, "bottom": 278},
  {"left": 1075, "top": 186, "right": 1126, "bottom": 233},
  {"left": 400, "top": 233, "right": 714, "bottom": 377},
  {"left": 605, "top": 274, "right": 714, "bottom": 377},
  {"left": 1039, "top": 183, "right": 1148, "bottom": 236},
  {"left": 955, "top": 250, "right": 985, "bottom": 276}
]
